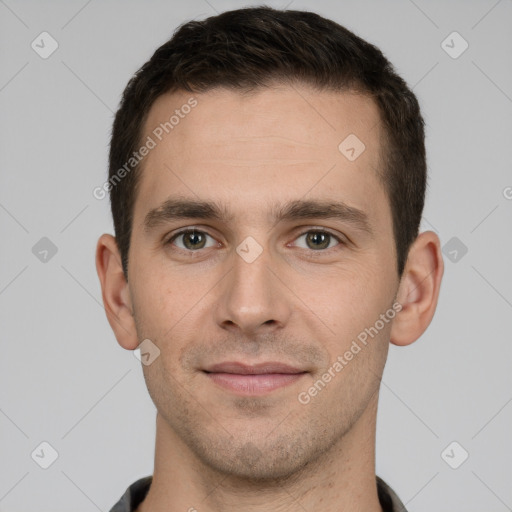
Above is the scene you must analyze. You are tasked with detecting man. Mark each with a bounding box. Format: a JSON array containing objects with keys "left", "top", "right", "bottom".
[{"left": 96, "top": 6, "right": 444, "bottom": 511}]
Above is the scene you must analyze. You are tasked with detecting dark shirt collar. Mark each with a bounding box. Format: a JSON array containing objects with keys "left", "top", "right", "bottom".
[{"left": 109, "top": 475, "right": 408, "bottom": 512}]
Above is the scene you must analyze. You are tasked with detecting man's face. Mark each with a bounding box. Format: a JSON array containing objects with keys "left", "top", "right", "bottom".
[{"left": 127, "top": 84, "right": 400, "bottom": 478}]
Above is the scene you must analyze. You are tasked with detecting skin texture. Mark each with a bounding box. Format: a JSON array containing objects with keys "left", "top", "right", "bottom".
[{"left": 96, "top": 83, "right": 444, "bottom": 512}]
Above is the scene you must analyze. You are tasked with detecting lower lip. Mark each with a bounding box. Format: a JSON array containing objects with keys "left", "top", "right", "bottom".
[{"left": 205, "top": 372, "right": 306, "bottom": 395}]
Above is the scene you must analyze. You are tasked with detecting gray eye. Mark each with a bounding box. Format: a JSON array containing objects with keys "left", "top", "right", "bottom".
[{"left": 295, "top": 231, "right": 340, "bottom": 250}]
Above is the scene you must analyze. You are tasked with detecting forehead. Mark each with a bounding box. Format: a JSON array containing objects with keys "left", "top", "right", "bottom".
[
  {"left": 133, "top": 84, "right": 389, "bottom": 233},
  {"left": 144, "top": 84, "right": 382, "bottom": 159}
]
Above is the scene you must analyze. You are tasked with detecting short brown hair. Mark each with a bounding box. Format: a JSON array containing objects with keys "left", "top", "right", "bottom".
[{"left": 109, "top": 6, "right": 426, "bottom": 278}]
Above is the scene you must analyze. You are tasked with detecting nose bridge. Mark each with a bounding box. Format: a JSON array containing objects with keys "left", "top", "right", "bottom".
[{"left": 215, "top": 240, "right": 290, "bottom": 333}]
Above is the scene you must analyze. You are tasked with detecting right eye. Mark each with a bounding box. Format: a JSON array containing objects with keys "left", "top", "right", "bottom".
[{"left": 166, "top": 229, "right": 219, "bottom": 251}]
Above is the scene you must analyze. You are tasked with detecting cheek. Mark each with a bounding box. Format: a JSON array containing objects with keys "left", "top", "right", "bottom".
[
  {"left": 130, "top": 261, "right": 214, "bottom": 361},
  {"left": 291, "top": 263, "right": 397, "bottom": 366},
  {"left": 298, "top": 262, "right": 389, "bottom": 323},
  {"left": 130, "top": 264, "right": 180, "bottom": 340},
  {"left": 133, "top": 252, "right": 191, "bottom": 305}
]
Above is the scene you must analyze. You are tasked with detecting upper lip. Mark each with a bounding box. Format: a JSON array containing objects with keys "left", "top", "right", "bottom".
[{"left": 204, "top": 362, "right": 306, "bottom": 375}]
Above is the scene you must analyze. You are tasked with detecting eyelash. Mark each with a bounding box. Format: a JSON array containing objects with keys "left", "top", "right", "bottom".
[{"left": 165, "top": 228, "right": 344, "bottom": 253}]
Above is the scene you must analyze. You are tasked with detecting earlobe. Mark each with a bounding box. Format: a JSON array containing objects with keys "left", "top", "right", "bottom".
[
  {"left": 95, "top": 234, "right": 139, "bottom": 350},
  {"left": 390, "top": 230, "right": 444, "bottom": 347}
]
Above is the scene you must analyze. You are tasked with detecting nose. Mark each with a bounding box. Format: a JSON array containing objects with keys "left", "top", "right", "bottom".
[{"left": 214, "top": 244, "right": 292, "bottom": 337}]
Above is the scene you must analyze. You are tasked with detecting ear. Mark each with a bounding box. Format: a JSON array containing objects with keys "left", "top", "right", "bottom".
[
  {"left": 390, "top": 230, "right": 444, "bottom": 346},
  {"left": 95, "top": 234, "right": 139, "bottom": 350}
]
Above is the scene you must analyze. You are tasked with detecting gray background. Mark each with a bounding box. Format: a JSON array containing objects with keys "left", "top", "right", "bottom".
[{"left": 1, "top": 0, "right": 511, "bottom": 510}]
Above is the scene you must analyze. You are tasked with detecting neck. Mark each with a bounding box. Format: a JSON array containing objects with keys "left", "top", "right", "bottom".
[{"left": 137, "top": 392, "right": 383, "bottom": 512}]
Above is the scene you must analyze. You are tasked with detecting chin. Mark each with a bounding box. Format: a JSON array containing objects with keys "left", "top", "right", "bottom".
[{"left": 187, "top": 428, "right": 332, "bottom": 483}]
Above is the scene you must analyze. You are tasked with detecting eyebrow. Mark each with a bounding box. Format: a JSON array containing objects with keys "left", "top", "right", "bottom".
[{"left": 143, "top": 197, "right": 373, "bottom": 236}]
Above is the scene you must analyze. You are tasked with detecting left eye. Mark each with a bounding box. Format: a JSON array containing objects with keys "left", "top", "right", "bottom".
[{"left": 293, "top": 230, "right": 341, "bottom": 250}]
